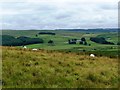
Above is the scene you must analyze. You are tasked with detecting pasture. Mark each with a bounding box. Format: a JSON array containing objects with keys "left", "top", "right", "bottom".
[
  {"left": 2, "top": 30, "right": 118, "bottom": 58},
  {"left": 2, "top": 46, "right": 119, "bottom": 88}
]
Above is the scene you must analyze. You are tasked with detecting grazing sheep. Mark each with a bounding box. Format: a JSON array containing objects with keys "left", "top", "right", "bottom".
[
  {"left": 23, "top": 46, "right": 27, "bottom": 49},
  {"left": 32, "top": 48, "right": 38, "bottom": 51},
  {"left": 90, "top": 54, "right": 95, "bottom": 57}
]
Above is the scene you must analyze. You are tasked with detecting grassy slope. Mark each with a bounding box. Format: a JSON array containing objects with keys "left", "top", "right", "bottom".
[
  {"left": 2, "top": 30, "right": 118, "bottom": 50},
  {"left": 24, "top": 32, "right": 118, "bottom": 58},
  {"left": 2, "top": 47, "right": 118, "bottom": 88}
]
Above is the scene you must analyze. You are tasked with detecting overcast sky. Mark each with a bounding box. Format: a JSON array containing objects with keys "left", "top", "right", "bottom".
[{"left": 0, "top": 0, "right": 119, "bottom": 30}]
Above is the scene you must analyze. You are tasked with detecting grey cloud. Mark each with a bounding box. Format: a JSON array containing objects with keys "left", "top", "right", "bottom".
[
  {"left": 54, "top": 14, "right": 71, "bottom": 19},
  {"left": 98, "top": 3, "right": 118, "bottom": 10},
  {"left": 1, "top": 0, "right": 118, "bottom": 29}
]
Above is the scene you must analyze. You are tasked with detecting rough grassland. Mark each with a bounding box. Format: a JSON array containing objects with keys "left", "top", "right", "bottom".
[{"left": 2, "top": 47, "right": 119, "bottom": 88}]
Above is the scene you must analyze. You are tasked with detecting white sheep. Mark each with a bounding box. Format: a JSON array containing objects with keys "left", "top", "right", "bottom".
[
  {"left": 32, "top": 48, "right": 38, "bottom": 51},
  {"left": 23, "top": 46, "right": 27, "bottom": 49},
  {"left": 90, "top": 54, "right": 95, "bottom": 57}
]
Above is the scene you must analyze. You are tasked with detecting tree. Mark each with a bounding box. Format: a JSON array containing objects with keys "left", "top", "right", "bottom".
[
  {"left": 36, "top": 34, "right": 38, "bottom": 37},
  {"left": 83, "top": 49, "right": 86, "bottom": 52},
  {"left": 117, "top": 42, "right": 120, "bottom": 45},
  {"left": 88, "top": 44, "right": 91, "bottom": 46},
  {"left": 79, "top": 41, "right": 83, "bottom": 44},
  {"left": 81, "top": 37, "right": 86, "bottom": 41},
  {"left": 38, "top": 32, "right": 55, "bottom": 35},
  {"left": 48, "top": 40, "right": 54, "bottom": 45},
  {"left": 84, "top": 41, "right": 87, "bottom": 45}
]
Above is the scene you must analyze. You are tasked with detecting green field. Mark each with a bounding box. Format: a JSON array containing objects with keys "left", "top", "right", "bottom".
[{"left": 2, "top": 30, "right": 118, "bottom": 58}]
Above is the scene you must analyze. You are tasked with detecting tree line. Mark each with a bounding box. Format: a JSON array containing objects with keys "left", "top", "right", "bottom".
[
  {"left": 1, "top": 35, "right": 44, "bottom": 46},
  {"left": 38, "top": 32, "right": 56, "bottom": 35},
  {"left": 90, "top": 37, "right": 114, "bottom": 45}
]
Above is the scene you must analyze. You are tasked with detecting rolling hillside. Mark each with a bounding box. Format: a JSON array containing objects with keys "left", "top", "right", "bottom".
[
  {"left": 1, "top": 30, "right": 118, "bottom": 58},
  {"left": 2, "top": 46, "right": 119, "bottom": 88}
]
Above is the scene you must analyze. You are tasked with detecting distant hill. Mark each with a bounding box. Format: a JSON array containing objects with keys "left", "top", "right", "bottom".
[
  {"left": 55, "top": 28, "right": 118, "bottom": 33},
  {"left": 1, "top": 28, "right": 118, "bottom": 32}
]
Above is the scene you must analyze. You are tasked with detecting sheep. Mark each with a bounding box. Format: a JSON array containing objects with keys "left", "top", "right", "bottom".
[
  {"left": 23, "top": 46, "right": 27, "bottom": 49},
  {"left": 90, "top": 54, "right": 95, "bottom": 57},
  {"left": 32, "top": 48, "right": 38, "bottom": 51}
]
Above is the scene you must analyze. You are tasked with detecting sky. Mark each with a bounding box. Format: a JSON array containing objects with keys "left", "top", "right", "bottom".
[{"left": 0, "top": 0, "right": 119, "bottom": 30}]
